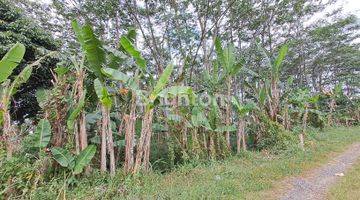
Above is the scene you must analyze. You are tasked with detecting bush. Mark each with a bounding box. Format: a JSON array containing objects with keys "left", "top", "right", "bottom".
[{"left": 0, "top": 150, "right": 51, "bottom": 198}]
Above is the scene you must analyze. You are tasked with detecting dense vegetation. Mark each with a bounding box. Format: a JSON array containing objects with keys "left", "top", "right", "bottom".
[{"left": 0, "top": 0, "right": 359, "bottom": 199}]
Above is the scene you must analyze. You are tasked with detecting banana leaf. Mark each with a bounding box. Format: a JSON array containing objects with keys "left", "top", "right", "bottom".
[
  {"left": 51, "top": 147, "right": 75, "bottom": 168},
  {"left": 33, "top": 119, "right": 52, "bottom": 148},
  {"left": 0, "top": 43, "right": 26, "bottom": 83},
  {"left": 149, "top": 64, "right": 174, "bottom": 101},
  {"left": 120, "top": 36, "right": 146, "bottom": 72},
  {"left": 67, "top": 90, "right": 86, "bottom": 133},
  {"left": 73, "top": 145, "right": 96, "bottom": 174}
]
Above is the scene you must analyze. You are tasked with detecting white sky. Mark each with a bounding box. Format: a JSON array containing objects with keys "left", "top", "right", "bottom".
[
  {"left": 36, "top": 0, "right": 359, "bottom": 17},
  {"left": 340, "top": 0, "right": 360, "bottom": 17}
]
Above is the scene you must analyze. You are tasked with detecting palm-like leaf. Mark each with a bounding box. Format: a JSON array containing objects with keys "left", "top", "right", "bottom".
[
  {"left": 72, "top": 21, "right": 105, "bottom": 80},
  {"left": 67, "top": 90, "right": 86, "bottom": 133},
  {"left": 7, "top": 65, "right": 33, "bottom": 96},
  {"left": 73, "top": 145, "right": 96, "bottom": 174},
  {"left": 273, "top": 44, "right": 288, "bottom": 79},
  {"left": 120, "top": 36, "right": 146, "bottom": 72},
  {"left": 158, "top": 86, "right": 195, "bottom": 102},
  {"left": 101, "top": 68, "right": 129, "bottom": 82},
  {"left": 0, "top": 43, "right": 26, "bottom": 83},
  {"left": 51, "top": 147, "right": 75, "bottom": 168},
  {"left": 232, "top": 97, "right": 256, "bottom": 117},
  {"left": 94, "top": 78, "right": 112, "bottom": 108},
  {"left": 149, "top": 64, "right": 173, "bottom": 100},
  {"left": 215, "top": 38, "right": 238, "bottom": 75},
  {"left": 33, "top": 119, "right": 52, "bottom": 148}
]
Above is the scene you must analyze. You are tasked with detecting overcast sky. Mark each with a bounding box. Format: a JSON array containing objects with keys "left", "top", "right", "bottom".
[
  {"left": 35, "top": 0, "right": 360, "bottom": 17},
  {"left": 340, "top": 0, "right": 360, "bottom": 16}
]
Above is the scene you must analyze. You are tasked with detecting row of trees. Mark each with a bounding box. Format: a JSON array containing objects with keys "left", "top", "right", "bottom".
[{"left": 0, "top": 0, "right": 359, "bottom": 198}]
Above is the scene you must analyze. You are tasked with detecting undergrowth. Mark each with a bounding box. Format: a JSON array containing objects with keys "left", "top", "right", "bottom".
[{"left": 1, "top": 126, "right": 358, "bottom": 199}]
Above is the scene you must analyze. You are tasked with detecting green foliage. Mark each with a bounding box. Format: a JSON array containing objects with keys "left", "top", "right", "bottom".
[
  {"left": 158, "top": 86, "right": 195, "bottom": 103},
  {"left": 0, "top": 151, "right": 52, "bottom": 198},
  {"left": 94, "top": 78, "right": 112, "bottom": 108},
  {"left": 51, "top": 147, "right": 75, "bottom": 168},
  {"left": 273, "top": 44, "right": 288, "bottom": 79},
  {"left": 215, "top": 37, "right": 242, "bottom": 76},
  {"left": 51, "top": 145, "right": 96, "bottom": 175},
  {"left": 71, "top": 20, "right": 85, "bottom": 48},
  {"left": 67, "top": 90, "right": 86, "bottom": 133},
  {"left": 21, "top": 127, "right": 360, "bottom": 199},
  {"left": 102, "top": 67, "right": 129, "bottom": 82},
  {"left": 191, "top": 106, "right": 211, "bottom": 128},
  {"left": 232, "top": 97, "right": 256, "bottom": 117},
  {"left": 35, "top": 89, "right": 50, "bottom": 109},
  {"left": 214, "top": 125, "right": 237, "bottom": 132},
  {"left": 0, "top": 42, "right": 25, "bottom": 83},
  {"left": 256, "top": 116, "right": 293, "bottom": 151},
  {"left": 1, "top": 1, "right": 359, "bottom": 196},
  {"left": 72, "top": 20, "right": 105, "bottom": 80},
  {"left": 0, "top": 0, "right": 60, "bottom": 121},
  {"left": 149, "top": 64, "right": 174, "bottom": 101},
  {"left": 258, "top": 86, "right": 267, "bottom": 106},
  {"left": 119, "top": 36, "right": 146, "bottom": 72},
  {"left": 334, "top": 83, "right": 343, "bottom": 97},
  {"left": 32, "top": 119, "right": 52, "bottom": 148},
  {"left": 73, "top": 145, "right": 96, "bottom": 175},
  {"left": 7, "top": 64, "right": 33, "bottom": 96}
]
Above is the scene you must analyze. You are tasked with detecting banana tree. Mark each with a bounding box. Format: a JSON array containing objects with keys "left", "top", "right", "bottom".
[
  {"left": 184, "top": 102, "right": 209, "bottom": 158},
  {"left": 66, "top": 58, "right": 88, "bottom": 155},
  {"left": 72, "top": 20, "right": 117, "bottom": 175},
  {"left": 186, "top": 93, "right": 236, "bottom": 159},
  {"left": 0, "top": 43, "right": 34, "bottom": 158},
  {"left": 103, "top": 61, "right": 197, "bottom": 172},
  {"left": 105, "top": 64, "right": 174, "bottom": 173},
  {"left": 327, "top": 83, "right": 343, "bottom": 126},
  {"left": 289, "top": 89, "right": 320, "bottom": 150},
  {"left": 255, "top": 42, "right": 289, "bottom": 122},
  {"left": 99, "top": 30, "right": 147, "bottom": 173},
  {"left": 232, "top": 98, "right": 256, "bottom": 152},
  {"left": 281, "top": 76, "right": 295, "bottom": 130},
  {"left": 214, "top": 38, "right": 243, "bottom": 149}
]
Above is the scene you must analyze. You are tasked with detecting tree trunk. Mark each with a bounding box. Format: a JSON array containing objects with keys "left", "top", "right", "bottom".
[
  {"left": 270, "top": 80, "right": 280, "bottom": 121},
  {"left": 209, "top": 133, "right": 216, "bottom": 159},
  {"left": 74, "top": 123, "right": 80, "bottom": 154},
  {"left": 299, "top": 133, "right": 305, "bottom": 151},
  {"left": 202, "top": 131, "right": 207, "bottom": 150},
  {"left": 192, "top": 128, "right": 200, "bottom": 156},
  {"left": 300, "top": 106, "right": 308, "bottom": 151},
  {"left": 106, "top": 108, "right": 116, "bottom": 176},
  {"left": 79, "top": 112, "right": 87, "bottom": 150},
  {"left": 77, "top": 71, "right": 88, "bottom": 151},
  {"left": 133, "top": 109, "right": 154, "bottom": 174},
  {"left": 237, "top": 118, "right": 246, "bottom": 153},
  {"left": 225, "top": 77, "right": 232, "bottom": 149},
  {"left": 283, "top": 102, "right": 290, "bottom": 130},
  {"left": 100, "top": 104, "right": 107, "bottom": 173},
  {"left": 328, "top": 98, "right": 336, "bottom": 126},
  {"left": 124, "top": 93, "right": 137, "bottom": 173},
  {"left": 3, "top": 108, "right": 14, "bottom": 159}
]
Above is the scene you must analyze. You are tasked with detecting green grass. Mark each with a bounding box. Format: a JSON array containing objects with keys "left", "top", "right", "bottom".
[
  {"left": 327, "top": 158, "right": 360, "bottom": 200},
  {"left": 30, "top": 126, "right": 360, "bottom": 200}
]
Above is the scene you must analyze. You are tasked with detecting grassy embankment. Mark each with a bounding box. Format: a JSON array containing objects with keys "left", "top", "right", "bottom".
[{"left": 31, "top": 126, "right": 360, "bottom": 199}]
